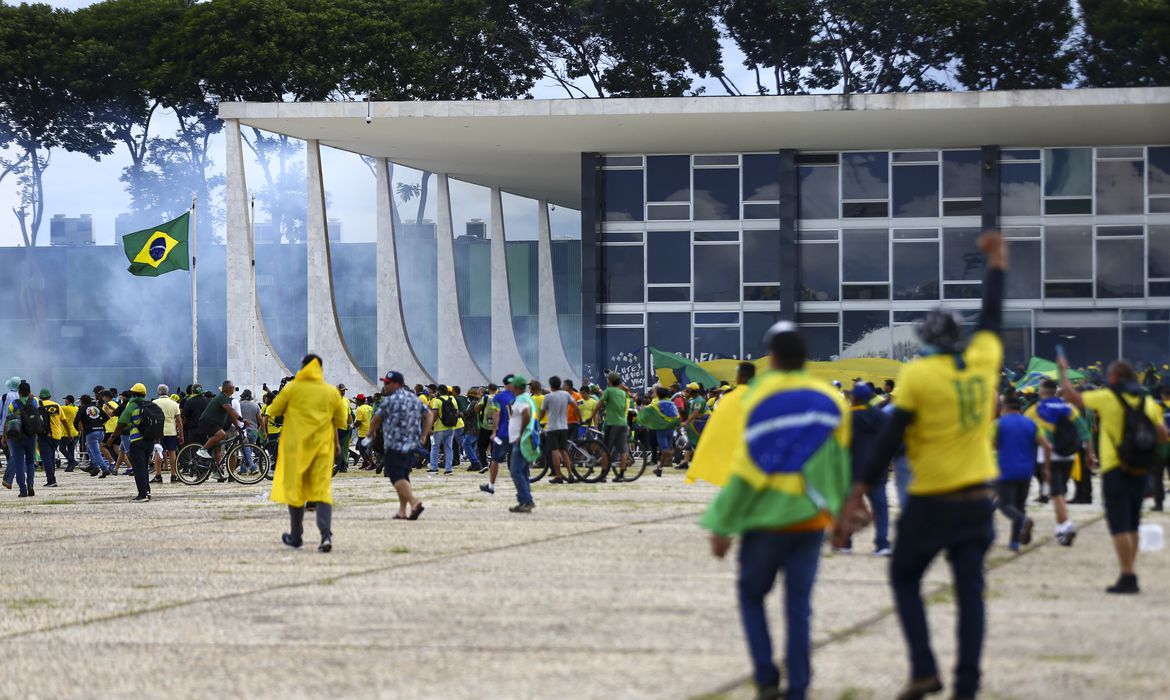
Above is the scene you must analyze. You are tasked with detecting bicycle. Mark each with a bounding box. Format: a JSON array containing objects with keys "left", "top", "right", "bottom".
[
  {"left": 175, "top": 430, "right": 270, "bottom": 485},
  {"left": 572, "top": 427, "right": 643, "bottom": 482}
]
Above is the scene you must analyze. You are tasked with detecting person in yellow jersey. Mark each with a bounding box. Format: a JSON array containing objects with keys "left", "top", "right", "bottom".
[
  {"left": 354, "top": 394, "right": 374, "bottom": 469},
  {"left": 59, "top": 395, "right": 79, "bottom": 472},
  {"left": 428, "top": 385, "right": 461, "bottom": 475},
  {"left": 36, "top": 389, "right": 67, "bottom": 487},
  {"left": 1059, "top": 356, "right": 1168, "bottom": 594},
  {"left": 836, "top": 230, "right": 1007, "bottom": 700},
  {"left": 579, "top": 385, "right": 599, "bottom": 429},
  {"left": 260, "top": 390, "right": 284, "bottom": 462}
]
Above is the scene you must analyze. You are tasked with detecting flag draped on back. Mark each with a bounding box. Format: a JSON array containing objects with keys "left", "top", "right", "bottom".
[
  {"left": 649, "top": 347, "right": 719, "bottom": 389},
  {"left": 635, "top": 402, "right": 681, "bottom": 431},
  {"left": 122, "top": 212, "right": 190, "bottom": 277},
  {"left": 1014, "top": 357, "right": 1084, "bottom": 391},
  {"left": 700, "top": 371, "right": 852, "bottom": 536},
  {"left": 686, "top": 384, "right": 747, "bottom": 486}
]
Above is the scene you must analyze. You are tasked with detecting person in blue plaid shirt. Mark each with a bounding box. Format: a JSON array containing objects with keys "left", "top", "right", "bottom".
[{"left": 366, "top": 371, "right": 433, "bottom": 521}]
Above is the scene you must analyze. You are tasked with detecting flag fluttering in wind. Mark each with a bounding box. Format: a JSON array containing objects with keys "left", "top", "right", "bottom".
[
  {"left": 122, "top": 212, "right": 190, "bottom": 277},
  {"left": 1014, "top": 356, "right": 1085, "bottom": 391},
  {"left": 649, "top": 347, "right": 719, "bottom": 389}
]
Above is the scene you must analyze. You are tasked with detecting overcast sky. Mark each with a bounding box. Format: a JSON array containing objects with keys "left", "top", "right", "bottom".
[{"left": 0, "top": 1, "right": 753, "bottom": 247}]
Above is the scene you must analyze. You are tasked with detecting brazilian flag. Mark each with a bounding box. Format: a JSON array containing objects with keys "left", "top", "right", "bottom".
[{"left": 122, "top": 213, "right": 190, "bottom": 277}]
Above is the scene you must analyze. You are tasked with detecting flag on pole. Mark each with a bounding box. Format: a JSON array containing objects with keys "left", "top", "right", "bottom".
[
  {"left": 649, "top": 346, "right": 720, "bottom": 389},
  {"left": 122, "top": 213, "right": 190, "bottom": 277}
]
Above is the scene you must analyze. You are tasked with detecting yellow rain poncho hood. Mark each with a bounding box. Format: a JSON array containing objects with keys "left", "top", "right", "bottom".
[{"left": 268, "top": 359, "right": 347, "bottom": 507}]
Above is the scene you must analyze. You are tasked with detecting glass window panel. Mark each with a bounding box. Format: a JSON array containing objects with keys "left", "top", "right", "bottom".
[
  {"left": 1098, "top": 225, "right": 1143, "bottom": 237},
  {"left": 1149, "top": 226, "right": 1170, "bottom": 279},
  {"left": 1150, "top": 147, "right": 1170, "bottom": 195},
  {"left": 1044, "top": 282, "right": 1093, "bottom": 298},
  {"left": 602, "top": 169, "right": 644, "bottom": 221},
  {"left": 1035, "top": 327, "right": 1117, "bottom": 369},
  {"left": 1044, "top": 199, "right": 1092, "bottom": 215},
  {"left": 1098, "top": 147, "right": 1143, "bottom": 159},
  {"left": 694, "top": 326, "right": 740, "bottom": 362},
  {"left": 943, "top": 227, "right": 984, "bottom": 281},
  {"left": 1005, "top": 240, "right": 1041, "bottom": 299},
  {"left": 645, "top": 231, "right": 690, "bottom": 284},
  {"left": 646, "top": 155, "right": 690, "bottom": 202},
  {"left": 798, "top": 242, "right": 839, "bottom": 301},
  {"left": 744, "top": 203, "right": 781, "bottom": 219},
  {"left": 1004, "top": 227, "right": 1041, "bottom": 238},
  {"left": 1096, "top": 159, "right": 1145, "bottom": 215},
  {"left": 602, "top": 232, "right": 642, "bottom": 243},
  {"left": 842, "top": 228, "right": 889, "bottom": 281},
  {"left": 999, "top": 162, "right": 1041, "bottom": 216},
  {"left": 648, "top": 312, "right": 691, "bottom": 357},
  {"left": 1150, "top": 281, "right": 1170, "bottom": 296},
  {"left": 893, "top": 151, "right": 937, "bottom": 163},
  {"left": 803, "top": 326, "right": 840, "bottom": 361},
  {"left": 743, "top": 311, "right": 783, "bottom": 359},
  {"left": 944, "top": 283, "right": 982, "bottom": 299},
  {"left": 1044, "top": 148, "right": 1092, "bottom": 196},
  {"left": 646, "top": 203, "right": 690, "bottom": 221},
  {"left": 1001, "top": 150, "right": 1040, "bottom": 161},
  {"left": 1044, "top": 226, "right": 1091, "bottom": 280},
  {"left": 1151, "top": 198, "right": 1170, "bottom": 213},
  {"left": 893, "top": 241, "right": 939, "bottom": 301},
  {"left": 603, "top": 156, "right": 642, "bottom": 167},
  {"left": 647, "top": 286, "right": 689, "bottom": 302},
  {"left": 743, "top": 285, "right": 781, "bottom": 301},
  {"left": 694, "top": 154, "right": 738, "bottom": 166},
  {"left": 797, "top": 153, "right": 838, "bottom": 165},
  {"left": 601, "top": 245, "right": 644, "bottom": 302},
  {"left": 601, "top": 327, "right": 646, "bottom": 387},
  {"left": 601, "top": 313, "right": 642, "bottom": 325},
  {"left": 1122, "top": 309, "right": 1170, "bottom": 322},
  {"left": 694, "top": 168, "right": 741, "bottom": 220},
  {"left": 1096, "top": 239, "right": 1144, "bottom": 298},
  {"left": 798, "top": 229, "right": 837, "bottom": 241},
  {"left": 797, "top": 312, "right": 838, "bottom": 324},
  {"left": 842, "top": 283, "right": 889, "bottom": 300},
  {"left": 842, "top": 201, "right": 888, "bottom": 218},
  {"left": 695, "top": 231, "right": 738, "bottom": 242},
  {"left": 693, "top": 244, "right": 740, "bottom": 302},
  {"left": 695, "top": 312, "right": 738, "bottom": 324},
  {"left": 893, "top": 310, "right": 927, "bottom": 323},
  {"left": 843, "top": 310, "right": 890, "bottom": 358},
  {"left": 943, "top": 200, "right": 981, "bottom": 217},
  {"left": 1123, "top": 324, "right": 1170, "bottom": 367},
  {"left": 743, "top": 230, "right": 781, "bottom": 283},
  {"left": 799, "top": 166, "right": 838, "bottom": 219},
  {"left": 842, "top": 152, "right": 889, "bottom": 200},
  {"left": 743, "top": 154, "right": 781, "bottom": 202},
  {"left": 942, "top": 150, "right": 982, "bottom": 199},
  {"left": 892, "top": 164, "right": 939, "bottom": 218},
  {"left": 893, "top": 228, "right": 938, "bottom": 239}
]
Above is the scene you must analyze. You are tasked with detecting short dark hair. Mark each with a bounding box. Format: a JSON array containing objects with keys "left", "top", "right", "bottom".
[
  {"left": 1040, "top": 378, "right": 1058, "bottom": 391},
  {"left": 1108, "top": 360, "right": 1137, "bottom": 384},
  {"left": 301, "top": 353, "right": 322, "bottom": 368},
  {"left": 487, "top": 383, "right": 498, "bottom": 391},
  {"left": 769, "top": 330, "right": 807, "bottom": 371},
  {"left": 737, "top": 362, "right": 756, "bottom": 383},
  {"left": 1004, "top": 396, "right": 1022, "bottom": 411},
  {"left": 655, "top": 386, "right": 670, "bottom": 399},
  {"left": 884, "top": 379, "right": 895, "bottom": 389},
  {"left": 18, "top": 381, "right": 31, "bottom": 397},
  {"left": 549, "top": 376, "right": 562, "bottom": 390}
]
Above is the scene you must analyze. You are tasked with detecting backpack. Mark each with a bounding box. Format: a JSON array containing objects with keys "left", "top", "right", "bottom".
[
  {"left": 438, "top": 396, "right": 459, "bottom": 427},
  {"left": 1051, "top": 414, "right": 1081, "bottom": 457},
  {"left": 20, "top": 398, "right": 44, "bottom": 437},
  {"left": 37, "top": 403, "right": 53, "bottom": 436},
  {"left": 1113, "top": 389, "right": 1159, "bottom": 475},
  {"left": 137, "top": 401, "right": 165, "bottom": 442},
  {"left": 481, "top": 399, "right": 498, "bottom": 431},
  {"left": 463, "top": 398, "right": 480, "bottom": 428}
]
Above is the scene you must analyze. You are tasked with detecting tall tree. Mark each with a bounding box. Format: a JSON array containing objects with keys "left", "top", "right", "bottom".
[{"left": 1079, "top": 0, "right": 1170, "bottom": 87}]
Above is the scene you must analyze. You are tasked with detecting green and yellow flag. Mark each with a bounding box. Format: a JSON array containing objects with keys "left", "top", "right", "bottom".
[{"left": 122, "top": 213, "right": 190, "bottom": 277}]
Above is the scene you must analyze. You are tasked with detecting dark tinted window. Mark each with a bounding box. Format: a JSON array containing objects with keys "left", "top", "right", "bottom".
[
  {"left": 1123, "top": 324, "right": 1170, "bottom": 366},
  {"left": 694, "top": 168, "right": 740, "bottom": 220},
  {"left": 1044, "top": 226, "right": 1091, "bottom": 279},
  {"left": 693, "top": 326, "right": 740, "bottom": 361},
  {"left": 743, "top": 311, "right": 783, "bottom": 359},
  {"left": 1005, "top": 240, "right": 1041, "bottom": 299},
  {"left": 743, "top": 230, "right": 782, "bottom": 283},
  {"left": 602, "top": 169, "right": 643, "bottom": 221},
  {"left": 646, "top": 155, "right": 690, "bottom": 202},
  {"left": 803, "top": 325, "right": 840, "bottom": 361},
  {"left": 893, "top": 241, "right": 939, "bottom": 300},
  {"left": 943, "top": 227, "right": 983, "bottom": 281},
  {"left": 1034, "top": 326, "right": 1117, "bottom": 369},
  {"left": 799, "top": 243, "right": 839, "bottom": 301},
  {"left": 743, "top": 154, "right": 780, "bottom": 202},
  {"left": 843, "top": 310, "right": 890, "bottom": 357},
  {"left": 1045, "top": 148, "right": 1091, "bottom": 196},
  {"left": 647, "top": 286, "right": 689, "bottom": 302},
  {"left": 646, "top": 231, "right": 690, "bottom": 284},
  {"left": 694, "top": 244, "right": 740, "bottom": 301},
  {"left": 1149, "top": 225, "right": 1170, "bottom": 279},
  {"left": 601, "top": 246, "right": 644, "bottom": 302},
  {"left": 648, "top": 312, "right": 691, "bottom": 356},
  {"left": 842, "top": 152, "right": 889, "bottom": 200},
  {"left": 842, "top": 229, "right": 888, "bottom": 281},
  {"left": 1150, "top": 147, "right": 1170, "bottom": 195},
  {"left": 942, "top": 150, "right": 981, "bottom": 199},
  {"left": 892, "top": 164, "right": 939, "bottom": 218},
  {"left": 1097, "top": 239, "right": 1144, "bottom": 298},
  {"left": 1096, "top": 160, "right": 1145, "bottom": 215},
  {"left": 601, "top": 327, "right": 645, "bottom": 385},
  {"left": 799, "top": 166, "right": 838, "bottom": 219},
  {"left": 1000, "top": 162, "right": 1041, "bottom": 216}
]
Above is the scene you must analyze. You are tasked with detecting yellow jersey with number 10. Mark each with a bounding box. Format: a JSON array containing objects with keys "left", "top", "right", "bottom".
[{"left": 894, "top": 330, "right": 1003, "bottom": 495}]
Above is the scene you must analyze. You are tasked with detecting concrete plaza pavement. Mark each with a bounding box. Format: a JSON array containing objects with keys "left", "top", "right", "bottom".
[{"left": 1, "top": 464, "right": 1167, "bottom": 700}]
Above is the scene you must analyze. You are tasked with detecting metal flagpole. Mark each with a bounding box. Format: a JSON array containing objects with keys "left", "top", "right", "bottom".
[
  {"left": 191, "top": 194, "right": 199, "bottom": 385},
  {"left": 250, "top": 194, "right": 257, "bottom": 394}
]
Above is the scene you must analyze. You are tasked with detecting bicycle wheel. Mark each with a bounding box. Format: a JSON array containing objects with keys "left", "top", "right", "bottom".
[
  {"left": 530, "top": 454, "right": 548, "bottom": 483},
  {"left": 619, "top": 450, "right": 647, "bottom": 482},
  {"left": 175, "top": 444, "right": 212, "bottom": 485},
  {"left": 569, "top": 439, "right": 609, "bottom": 483},
  {"left": 227, "top": 443, "right": 270, "bottom": 485}
]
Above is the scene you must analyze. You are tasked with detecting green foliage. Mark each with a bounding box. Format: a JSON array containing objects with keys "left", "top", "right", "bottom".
[{"left": 1079, "top": 0, "right": 1170, "bottom": 88}]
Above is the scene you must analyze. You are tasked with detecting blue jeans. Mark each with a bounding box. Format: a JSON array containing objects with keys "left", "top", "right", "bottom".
[
  {"left": 460, "top": 429, "right": 481, "bottom": 468},
  {"left": 507, "top": 442, "right": 533, "bottom": 506},
  {"left": 6, "top": 436, "right": 37, "bottom": 494},
  {"left": 37, "top": 436, "right": 58, "bottom": 484},
  {"left": 59, "top": 437, "right": 77, "bottom": 468},
  {"left": 891, "top": 495, "right": 995, "bottom": 698},
  {"left": 737, "top": 530, "right": 824, "bottom": 699},
  {"left": 893, "top": 454, "right": 912, "bottom": 509},
  {"left": 86, "top": 431, "right": 110, "bottom": 474},
  {"left": 869, "top": 481, "right": 890, "bottom": 550},
  {"left": 430, "top": 429, "right": 455, "bottom": 473}
]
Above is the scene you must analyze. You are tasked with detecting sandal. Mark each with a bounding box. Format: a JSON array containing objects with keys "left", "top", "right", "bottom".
[
  {"left": 549, "top": 477, "right": 565, "bottom": 484},
  {"left": 408, "top": 503, "right": 425, "bottom": 521},
  {"left": 392, "top": 514, "right": 409, "bottom": 520}
]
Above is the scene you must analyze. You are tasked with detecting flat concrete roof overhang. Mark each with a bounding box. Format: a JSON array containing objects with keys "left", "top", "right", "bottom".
[{"left": 219, "top": 88, "right": 1170, "bottom": 208}]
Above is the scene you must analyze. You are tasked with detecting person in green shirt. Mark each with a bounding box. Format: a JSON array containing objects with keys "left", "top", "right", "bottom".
[
  {"left": 110, "top": 383, "right": 152, "bottom": 502},
  {"left": 597, "top": 372, "right": 631, "bottom": 480},
  {"left": 681, "top": 382, "right": 711, "bottom": 467}
]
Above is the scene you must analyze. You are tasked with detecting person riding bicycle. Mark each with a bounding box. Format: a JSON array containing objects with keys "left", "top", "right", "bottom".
[{"left": 196, "top": 380, "right": 243, "bottom": 482}]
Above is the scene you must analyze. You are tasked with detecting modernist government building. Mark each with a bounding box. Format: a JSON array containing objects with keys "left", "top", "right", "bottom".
[{"left": 211, "top": 88, "right": 1170, "bottom": 390}]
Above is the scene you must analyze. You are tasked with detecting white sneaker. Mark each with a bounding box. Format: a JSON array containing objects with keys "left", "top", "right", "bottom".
[
  {"left": 195, "top": 448, "right": 212, "bottom": 459},
  {"left": 874, "top": 547, "right": 892, "bottom": 557}
]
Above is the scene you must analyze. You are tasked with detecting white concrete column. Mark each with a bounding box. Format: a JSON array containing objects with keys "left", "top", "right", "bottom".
[
  {"left": 537, "top": 199, "right": 578, "bottom": 382},
  {"left": 435, "top": 174, "right": 489, "bottom": 386},
  {"left": 225, "top": 118, "right": 289, "bottom": 394},
  {"left": 376, "top": 158, "right": 433, "bottom": 385},
  {"left": 489, "top": 187, "right": 533, "bottom": 383},
  {"left": 305, "top": 139, "right": 375, "bottom": 393}
]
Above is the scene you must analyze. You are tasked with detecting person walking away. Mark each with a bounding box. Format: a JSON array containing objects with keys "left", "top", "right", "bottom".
[
  {"left": 76, "top": 394, "right": 111, "bottom": 477},
  {"left": 480, "top": 377, "right": 515, "bottom": 494},
  {"left": 701, "top": 322, "right": 851, "bottom": 700},
  {"left": 236, "top": 389, "right": 263, "bottom": 475},
  {"left": 459, "top": 389, "right": 483, "bottom": 472},
  {"left": 1058, "top": 358, "right": 1167, "bottom": 593},
  {"left": 260, "top": 391, "right": 283, "bottom": 464},
  {"left": 681, "top": 382, "right": 711, "bottom": 469},
  {"left": 685, "top": 363, "right": 755, "bottom": 486},
  {"left": 1, "top": 377, "right": 21, "bottom": 489},
  {"left": 640, "top": 386, "right": 680, "bottom": 478},
  {"left": 995, "top": 395, "right": 1047, "bottom": 553},
  {"left": 1024, "top": 378, "right": 1088, "bottom": 545},
  {"left": 451, "top": 386, "right": 468, "bottom": 466},
  {"left": 365, "top": 371, "right": 431, "bottom": 520},
  {"left": 59, "top": 395, "right": 79, "bottom": 472},
  {"left": 36, "top": 388, "right": 66, "bottom": 488},
  {"left": 475, "top": 384, "right": 499, "bottom": 473},
  {"left": 110, "top": 383, "right": 161, "bottom": 502},
  {"left": 540, "top": 376, "right": 574, "bottom": 483},
  {"left": 598, "top": 373, "right": 631, "bottom": 481},
  {"left": 837, "top": 382, "right": 890, "bottom": 556},
  {"left": 505, "top": 374, "right": 538, "bottom": 513},
  {"left": 3, "top": 381, "right": 43, "bottom": 497},
  {"left": 181, "top": 384, "right": 208, "bottom": 448},
  {"left": 268, "top": 355, "right": 348, "bottom": 552},
  {"left": 196, "top": 381, "right": 243, "bottom": 482},
  {"left": 1148, "top": 384, "right": 1170, "bottom": 511},
  {"left": 353, "top": 394, "right": 374, "bottom": 470},
  {"left": 429, "top": 385, "right": 461, "bottom": 476},
  {"left": 837, "top": 230, "right": 1008, "bottom": 700},
  {"left": 153, "top": 385, "right": 183, "bottom": 483},
  {"left": 334, "top": 384, "right": 354, "bottom": 473}
]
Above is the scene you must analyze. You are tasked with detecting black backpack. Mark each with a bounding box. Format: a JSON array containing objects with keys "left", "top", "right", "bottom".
[
  {"left": 20, "top": 399, "right": 44, "bottom": 438},
  {"left": 1051, "top": 414, "right": 1081, "bottom": 457},
  {"left": 1113, "top": 389, "right": 1159, "bottom": 475},
  {"left": 438, "top": 396, "right": 459, "bottom": 427},
  {"left": 137, "top": 401, "right": 165, "bottom": 442}
]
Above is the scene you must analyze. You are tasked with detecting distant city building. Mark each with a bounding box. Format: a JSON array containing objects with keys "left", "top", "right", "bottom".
[
  {"left": 50, "top": 214, "right": 94, "bottom": 246},
  {"left": 464, "top": 218, "right": 486, "bottom": 239},
  {"left": 254, "top": 218, "right": 343, "bottom": 243}
]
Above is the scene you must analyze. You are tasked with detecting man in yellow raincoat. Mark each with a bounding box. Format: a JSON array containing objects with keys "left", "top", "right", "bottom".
[{"left": 268, "top": 354, "right": 348, "bottom": 553}]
